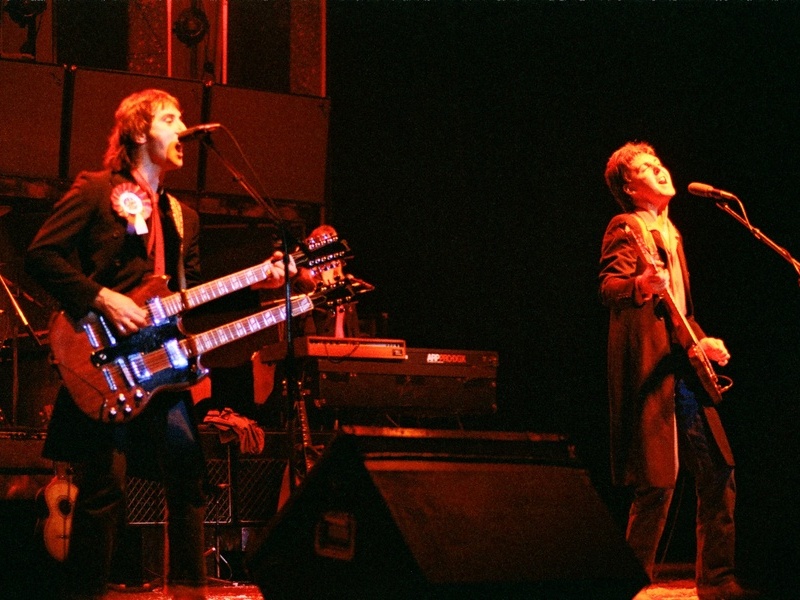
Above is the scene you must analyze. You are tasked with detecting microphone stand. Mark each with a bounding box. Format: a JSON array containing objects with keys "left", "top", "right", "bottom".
[
  {"left": 198, "top": 132, "right": 303, "bottom": 495},
  {"left": 200, "top": 136, "right": 281, "bottom": 222},
  {"left": 711, "top": 195, "right": 800, "bottom": 286}
]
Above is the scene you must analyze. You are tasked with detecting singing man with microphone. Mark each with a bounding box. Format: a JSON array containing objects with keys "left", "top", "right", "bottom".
[
  {"left": 25, "top": 89, "right": 292, "bottom": 600},
  {"left": 598, "top": 142, "right": 760, "bottom": 599}
]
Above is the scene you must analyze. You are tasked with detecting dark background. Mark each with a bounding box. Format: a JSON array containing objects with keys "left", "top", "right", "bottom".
[
  {"left": 323, "top": 2, "right": 800, "bottom": 590},
  {"left": 3, "top": 0, "right": 800, "bottom": 593}
]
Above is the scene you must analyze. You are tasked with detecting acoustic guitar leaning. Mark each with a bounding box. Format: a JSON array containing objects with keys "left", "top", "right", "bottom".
[{"left": 37, "top": 463, "right": 78, "bottom": 562}]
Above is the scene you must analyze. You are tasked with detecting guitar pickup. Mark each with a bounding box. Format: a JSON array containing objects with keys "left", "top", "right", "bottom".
[
  {"left": 101, "top": 366, "right": 119, "bottom": 392},
  {"left": 98, "top": 315, "right": 119, "bottom": 346},
  {"left": 115, "top": 357, "right": 136, "bottom": 388},
  {"left": 128, "top": 353, "right": 152, "bottom": 381},
  {"left": 146, "top": 296, "right": 168, "bottom": 326},
  {"left": 82, "top": 321, "right": 104, "bottom": 349},
  {"left": 164, "top": 339, "right": 189, "bottom": 369}
]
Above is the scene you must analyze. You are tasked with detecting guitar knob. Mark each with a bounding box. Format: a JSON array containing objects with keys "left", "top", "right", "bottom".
[
  {"left": 134, "top": 389, "right": 144, "bottom": 403},
  {"left": 123, "top": 405, "right": 133, "bottom": 416},
  {"left": 117, "top": 393, "right": 127, "bottom": 404},
  {"left": 108, "top": 407, "right": 118, "bottom": 419}
]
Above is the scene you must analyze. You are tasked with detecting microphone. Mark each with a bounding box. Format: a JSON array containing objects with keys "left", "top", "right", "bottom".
[
  {"left": 687, "top": 182, "right": 737, "bottom": 202},
  {"left": 178, "top": 123, "right": 222, "bottom": 142}
]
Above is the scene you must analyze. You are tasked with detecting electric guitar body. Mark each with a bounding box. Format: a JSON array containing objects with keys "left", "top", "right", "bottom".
[
  {"left": 48, "top": 235, "right": 353, "bottom": 423},
  {"left": 50, "top": 279, "right": 368, "bottom": 423}
]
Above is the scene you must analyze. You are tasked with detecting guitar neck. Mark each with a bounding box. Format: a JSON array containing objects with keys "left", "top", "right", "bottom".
[
  {"left": 166, "top": 263, "right": 270, "bottom": 314},
  {"left": 157, "top": 256, "right": 297, "bottom": 318},
  {"left": 141, "top": 237, "right": 350, "bottom": 325},
  {"left": 657, "top": 286, "right": 702, "bottom": 347},
  {"left": 623, "top": 223, "right": 701, "bottom": 348},
  {"left": 186, "top": 294, "right": 315, "bottom": 356}
]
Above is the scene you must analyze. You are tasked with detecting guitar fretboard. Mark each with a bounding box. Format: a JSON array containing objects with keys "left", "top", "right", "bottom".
[
  {"left": 186, "top": 295, "right": 315, "bottom": 356},
  {"left": 141, "top": 237, "right": 349, "bottom": 327},
  {"left": 159, "top": 261, "right": 274, "bottom": 318}
]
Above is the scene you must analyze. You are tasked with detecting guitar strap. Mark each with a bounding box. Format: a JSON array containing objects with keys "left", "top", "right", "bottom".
[
  {"left": 166, "top": 193, "right": 186, "bottom": 289},
  {"left": 631, "top": 213, "right": 659, "bottom": 258},
  {"left": 632, "top": 213, "right": 687, "bottom": 318},
  {"left": 630, "top": 214, "right": 681, "bottom": 346}
]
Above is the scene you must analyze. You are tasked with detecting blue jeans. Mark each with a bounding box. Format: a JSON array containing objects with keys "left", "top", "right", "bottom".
[{"left": 54, "top": 395, "right": 207, "bottom": 598}]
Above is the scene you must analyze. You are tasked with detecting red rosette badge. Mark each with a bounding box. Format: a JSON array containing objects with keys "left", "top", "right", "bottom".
[{"left": 110, "top": 182, "right": 152, "bottom": 235}]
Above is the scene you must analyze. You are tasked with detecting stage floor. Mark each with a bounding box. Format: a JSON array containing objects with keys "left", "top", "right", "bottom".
[
  {"left": 105, "top": 585, "right": 263, "bottom": 599},
  {"left": 93, "top": 579, "right": 705, "bottom": 600},
  {"left": 13, "top": 565, "right": 770, "bottom": 600},
  {"left": 635, "top": 579, "right": 712, "bottom": 600},
  {"left": 90, "top": 567, "right": 706, "bottom": 600},
  {"left": 104, "top": 584, "right": 264, "bottom": 600}
]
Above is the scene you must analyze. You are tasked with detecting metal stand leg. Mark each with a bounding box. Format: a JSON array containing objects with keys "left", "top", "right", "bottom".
[{"left": 204, "top": 483, "right": 231, "bottom": 583}]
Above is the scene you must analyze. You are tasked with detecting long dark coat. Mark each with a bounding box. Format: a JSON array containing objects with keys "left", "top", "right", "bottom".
[{"left": 599, "top": 212, "right": 733, "bottom": 488}]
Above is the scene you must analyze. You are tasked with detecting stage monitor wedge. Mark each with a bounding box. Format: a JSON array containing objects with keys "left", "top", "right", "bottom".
[{"left": 247, "top": 426, "right": 648, "bottom": 600}]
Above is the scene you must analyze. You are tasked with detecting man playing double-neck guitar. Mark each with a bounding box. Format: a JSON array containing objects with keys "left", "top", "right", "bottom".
[
  {"left": 600, "top": 142, "right": 760, "bottom": 600},
  {"left": 25, "top": 89, "right": 293, "bottom": 600}
]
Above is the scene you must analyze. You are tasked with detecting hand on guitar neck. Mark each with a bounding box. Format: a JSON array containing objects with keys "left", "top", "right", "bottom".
[
  {"left": 92, "top": 250, "right": 296, "bottom": 336},
  {"left": 635, "top": 262, "right": 669, "bottom": 299},
  {"left": 622, "top": 222, "right": 732, "bottom": 404}
]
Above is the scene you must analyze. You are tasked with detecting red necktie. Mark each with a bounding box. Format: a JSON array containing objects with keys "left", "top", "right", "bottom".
[{"left": 131, "top": 171, "right": 165, "bottom": 276}]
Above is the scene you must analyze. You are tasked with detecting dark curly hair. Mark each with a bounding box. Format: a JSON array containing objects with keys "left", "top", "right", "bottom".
[{"left": 604, "top": 141, "right": 657, "bottom": 212}]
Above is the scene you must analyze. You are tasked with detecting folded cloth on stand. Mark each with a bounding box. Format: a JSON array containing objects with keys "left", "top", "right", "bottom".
[{"left": 203, "top": 408, "right": 265, "bottom": 455}]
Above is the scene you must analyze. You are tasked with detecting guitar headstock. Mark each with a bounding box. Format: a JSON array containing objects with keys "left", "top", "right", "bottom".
[
  {"left": 621, "top": 223, "right": 658, "bottom": 267},
  {"left": 310, "top": 276, "right": 375, "bottom": 309},
  {"left": 294, "top": 233, "right": 353, "bottom": 270},
  {"left": 307, "top": 259, "right": 344, "bottom": 286}
]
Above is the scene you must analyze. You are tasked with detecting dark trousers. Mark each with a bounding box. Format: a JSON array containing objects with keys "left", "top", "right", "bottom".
[
  {"left": 59, "top": 400, "right": 207, "bottom": 598},
  {"left": 626, "top": 378, "right": 736, "bottom": 586}
]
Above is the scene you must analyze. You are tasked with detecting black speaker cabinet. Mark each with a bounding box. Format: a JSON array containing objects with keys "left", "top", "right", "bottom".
[
  {"left": 246, "top": 426, "right": 647, "bottom": 599},
  {"left": 0, "top": 60, "right": 65, "bottom": 180},
  {"left": 204, "top": 84, "right": 329, "bottom": 203}
]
